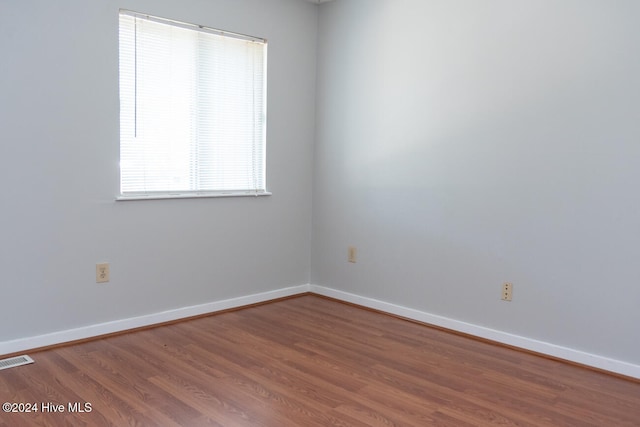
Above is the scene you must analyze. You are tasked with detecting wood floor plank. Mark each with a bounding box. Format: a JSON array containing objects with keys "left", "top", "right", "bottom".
[{"left": 1, "top": 295, "right": 639, "bottom": 426}]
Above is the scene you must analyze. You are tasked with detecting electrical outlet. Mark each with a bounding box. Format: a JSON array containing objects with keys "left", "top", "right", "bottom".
[
  {"left": 502, "top": 282, "right": 513, "bottom": 301},
  {"left": 348, "top": 246, "right": 357, "bottom": 263},
  {"left": 96, "top": 263, "right": 110, "bottom": 283}
]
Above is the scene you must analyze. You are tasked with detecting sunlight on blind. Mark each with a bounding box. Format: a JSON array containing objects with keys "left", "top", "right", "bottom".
[{"left": 119, "top": 11, "right": 267, "bottom": 197}]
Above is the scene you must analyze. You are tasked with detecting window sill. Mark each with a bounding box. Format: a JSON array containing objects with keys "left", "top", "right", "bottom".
[{"left": 116, "top": 191, "right": 272, "bottom": 201}]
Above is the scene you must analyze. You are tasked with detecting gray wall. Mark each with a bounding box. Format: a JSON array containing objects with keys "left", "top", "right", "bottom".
[
  {"left": 0, "top": 0, "right": 317, "bottom": 341},
  {"left": 312, "top": 0, "right": 640, "bottom": 365}
]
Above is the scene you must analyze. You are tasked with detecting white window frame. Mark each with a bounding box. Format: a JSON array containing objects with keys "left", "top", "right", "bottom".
[{"left": 118, "top": 10, "right": 270, "bottom": 200}]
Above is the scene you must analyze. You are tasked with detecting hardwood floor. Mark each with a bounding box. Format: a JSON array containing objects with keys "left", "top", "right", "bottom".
[{"left": 1, "top": 295, "right": 639, "bottom": 426}]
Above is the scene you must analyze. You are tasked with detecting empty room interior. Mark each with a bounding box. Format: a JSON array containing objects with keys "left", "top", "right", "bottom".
[{"left": 1, "top": 0, "right": 639, "bottom": 425}]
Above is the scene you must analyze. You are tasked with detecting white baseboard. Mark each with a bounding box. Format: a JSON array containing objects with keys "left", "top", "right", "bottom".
[
  {"left": 3, "top": 283, "right": 639, "bottom": 380},
  {"left": 0, "top": 285, "right": 310, "bottom": 356},
  {"left": 309, "top": 285, "right": 640, "bottom": 380}
]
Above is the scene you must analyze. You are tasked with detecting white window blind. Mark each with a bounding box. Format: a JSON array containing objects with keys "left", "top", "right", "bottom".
[{"left": 118, "top": 11, "right": 268, "bottom": 199}]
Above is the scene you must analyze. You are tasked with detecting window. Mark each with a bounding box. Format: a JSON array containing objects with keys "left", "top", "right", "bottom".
[{"left": 118, "top": 10, "right": 268, "bottom": 199}]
